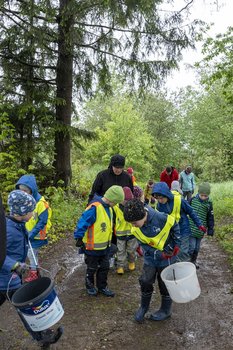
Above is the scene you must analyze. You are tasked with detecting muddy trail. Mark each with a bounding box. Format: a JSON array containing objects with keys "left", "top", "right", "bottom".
[{"left": 1, "top": 233, "right": 233, "bottom": 350}]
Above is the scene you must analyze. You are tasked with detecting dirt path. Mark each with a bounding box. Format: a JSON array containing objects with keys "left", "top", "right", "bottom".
[{"left": 1, "top": 234, "right": 233, "bottom": 350}]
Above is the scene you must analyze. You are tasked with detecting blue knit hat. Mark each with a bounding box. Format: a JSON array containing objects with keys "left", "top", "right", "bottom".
[{"left": 8, "top": 190, "right": 36, "bottom": 216}]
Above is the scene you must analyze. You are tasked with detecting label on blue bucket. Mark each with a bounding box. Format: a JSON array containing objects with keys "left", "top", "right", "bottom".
[{"left": 18, "top": 289, "right": 64, "bottom": 331}]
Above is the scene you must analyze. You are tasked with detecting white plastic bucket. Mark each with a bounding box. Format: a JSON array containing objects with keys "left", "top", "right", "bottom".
[
  {"left": 161, "top": 262, "right": 201, "bottom": 303},
  {"left": 12, "top": 277, "right": 64, "bottom": 331}
]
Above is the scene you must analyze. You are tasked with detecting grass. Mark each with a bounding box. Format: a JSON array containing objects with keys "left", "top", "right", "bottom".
[{"left": 209, "top": 181, "right": 233, "bottom": 267}]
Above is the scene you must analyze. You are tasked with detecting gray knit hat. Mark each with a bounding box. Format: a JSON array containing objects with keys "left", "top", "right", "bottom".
[
  {"left": 171, "top": 181, "right": 183, "bottom": 195},
  {"left": 198, "top": 182, "right": 211, "bottom": 195},
  {"left": 124, "top": 199, "right": 146, "bottom": 222},
  {"left": 8, "top": 190, "right": 36, "bottom": 216}
]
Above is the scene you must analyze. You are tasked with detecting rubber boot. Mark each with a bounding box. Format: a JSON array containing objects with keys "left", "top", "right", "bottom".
[
  {"left": 150, "top": 295, "right": 172, "bottom": 321},
  {"left": 134, "top": 293, "right": 152, "bottom": 323},
  {"left": 39, "top": 326, "right": 63, "bottom": 348},
  {"left": 190, "top": 252, "right": 199, "bottom": 269}
]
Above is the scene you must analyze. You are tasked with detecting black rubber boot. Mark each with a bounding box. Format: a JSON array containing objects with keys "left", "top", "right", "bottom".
[
  {"left": 150, "top": 295, "right": 172, "bottom": 321},
  {"left": 190, "top": 252, "right": 199, "bottom": 269},
  {"left": 134, "top": 293, "right": 152, "bottom": 323},
  {"left": 39, "top": 326, "right": 63, "bottom": 348}
]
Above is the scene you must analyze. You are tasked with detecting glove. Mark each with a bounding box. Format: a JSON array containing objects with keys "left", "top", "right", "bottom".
[
  {"left": 162, "top": 246, "right": 180, "bottom": 259},
  {"left": 75, "top": 238, "right": 85, "bottom": 249},
  {"left": 199, "top": 225, "right": 207, "bottom": 233},
  {"left": 12, "top": 262, "right": 28, "bottom": 276}
]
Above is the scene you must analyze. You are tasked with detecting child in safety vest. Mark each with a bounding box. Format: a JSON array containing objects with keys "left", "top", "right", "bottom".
[
  {"left": 15, "top": 174, "right": 52, "bottom": 282},
  {"left": 74, "top": 185, "right": 124, "bottom": 297},
  {"left": 189, "top": 182, "right": 214, "bottom": 269},
  {"left": 113, "top": 187, "right": 138, "bottom": 275},
  {"left": 123, "top": 199, "right": 181, "bottom": 323},
  {"left": 0, "top": 190, "right": 63, "bottom": 346},
  {"left": 151, "top": 182, "right": 206, "bottom": 262}
]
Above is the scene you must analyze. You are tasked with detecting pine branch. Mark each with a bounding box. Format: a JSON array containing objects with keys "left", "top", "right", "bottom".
[{"left": 0, "top": 52, "right": 56, "bottom": 70}]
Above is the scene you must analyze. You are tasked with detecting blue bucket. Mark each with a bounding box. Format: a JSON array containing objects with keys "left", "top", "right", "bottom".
[{"left": 12, "top": 277, "right": 64, "bottom": 331}]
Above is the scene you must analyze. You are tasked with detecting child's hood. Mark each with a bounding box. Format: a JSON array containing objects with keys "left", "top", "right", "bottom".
[
  {"left": 152, "top": 182, "right": 173, "bottom": 200},
  {"left": 16, "top": 175, "right": 41, "bottom": 202}
]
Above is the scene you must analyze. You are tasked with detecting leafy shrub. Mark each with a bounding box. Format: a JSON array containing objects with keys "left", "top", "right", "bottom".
[{"left": 45, "top": 186, "right": 85, "bottom": 244}]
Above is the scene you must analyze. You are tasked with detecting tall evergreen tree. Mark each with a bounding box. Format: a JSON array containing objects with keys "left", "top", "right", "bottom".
[{"left": 0, "top": 0, "right": 202, "bottom": 186}]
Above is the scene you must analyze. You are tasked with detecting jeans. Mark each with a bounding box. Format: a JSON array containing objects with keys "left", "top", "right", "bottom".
[
  {"left": 139, "top": 264, "right": 169, "bottom": 296},
  {"left": 177, "top": 235, "right": 190, "bottom": 262},
  {"left": 189, "top": 236, "right": 202, "bottom": 256}
]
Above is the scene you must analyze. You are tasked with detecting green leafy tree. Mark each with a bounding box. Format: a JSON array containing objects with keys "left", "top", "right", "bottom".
[
  {"left": 139, "top": 93, "right": 183, "bottom": 177},
  {"left": 175, "top": 84, "right": 233, "bottom": 182},
  {"left": 81, "top": 94, "right": 156, "bottom": 181}
]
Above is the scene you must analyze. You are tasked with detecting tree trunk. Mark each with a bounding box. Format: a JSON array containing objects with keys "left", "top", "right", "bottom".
[{"left": 54, "top": 0, "right": 74, "bottom": 187}]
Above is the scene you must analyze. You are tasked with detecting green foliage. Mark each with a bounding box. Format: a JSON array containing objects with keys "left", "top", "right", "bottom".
[
  {"left": 45, "top": 186, "right": 84, "bottom": 243},
  {"left": 174, "top": 85, "right": 233, "bottom": 181},
  {"left": 200, "top": 27, "right": 233, "bottom": 96},
  {"left": 210, "top": 181, "right": 233, "bottom": 267},
  {"left": 139, "top": 93, "right": 183, "bottom": 177},
  {"left": 0, "top": 112, "right": 26, "bottom": 194},
  {"left": 80, "top": 91, "right": 156, "bottom": 181},
  {"left": 0, "top": 0, "right": 203, "bottom": 185}
]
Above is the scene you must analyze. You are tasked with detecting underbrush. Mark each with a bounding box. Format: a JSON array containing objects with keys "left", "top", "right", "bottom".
[
  {"left": 45, "top": 186, "right": 86, "bottom": 244},
  {"left": 210, "top": 181, "right": 233, "bottom": 267}
]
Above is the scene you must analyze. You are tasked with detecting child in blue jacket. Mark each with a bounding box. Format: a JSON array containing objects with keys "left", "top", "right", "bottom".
[
  {"left": 124, "top": 199, "right": 181, "bottom": 323},
  {"left": 16, "top": 174, "right": 52, "bottom": 282},
  {"left": 74, "top": 185, "right": 124, "bottom": 297},
  {"left": 152, "top": 182, "right": 206, "bottom": 262},
  {"left": 0, "top": 190, "right": 62, "bottom": 347}
]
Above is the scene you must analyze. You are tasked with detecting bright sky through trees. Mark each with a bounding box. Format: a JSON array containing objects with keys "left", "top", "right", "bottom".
[{"left": 165, "top": 0, "right": 233, "bottom": 90}]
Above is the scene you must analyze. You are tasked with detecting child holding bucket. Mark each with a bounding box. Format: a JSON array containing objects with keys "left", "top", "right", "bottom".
[
  {"left": 15, "top": 174, "right": 52, "bottom": 282},
  {"left": 0, "top": 190, "right": 63, "bottom": 347},
  {"left": 151, "top": 182, "right": 206, "bottom": 262},
  {"left": 74, "top": 185, "right": 125, "bottom": 297},
  {"left": 189, "top": 182, "right": 214, "bottom": 268},
  {"left": 123, "top": 199, "right": 181, "bottom": 323}
]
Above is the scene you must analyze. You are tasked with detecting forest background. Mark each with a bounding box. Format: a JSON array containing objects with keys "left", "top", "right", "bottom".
[{"left": 0, "top": 1, "right": 233, "bottom": 259}]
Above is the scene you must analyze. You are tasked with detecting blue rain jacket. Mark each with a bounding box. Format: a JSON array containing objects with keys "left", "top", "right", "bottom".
[
  {"left": 16, "top": 175, "right": 48, "bottom": 248},
  {"left": 152, "top": 182, "right": 202, "bottom": 237},
  {"left": 0, "top": 217, "right": 28, "bottom": 291},
  {"left": 139, "top": 205, "right": 181, "bottom": 267}
]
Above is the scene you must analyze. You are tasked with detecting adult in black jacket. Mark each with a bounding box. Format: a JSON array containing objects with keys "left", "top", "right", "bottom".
[
  {"left": 0, "top": 195, "right": 6, "bottom": 269},
  {"left": 88, "top": 154, "right": 133, "bottom": 203}
]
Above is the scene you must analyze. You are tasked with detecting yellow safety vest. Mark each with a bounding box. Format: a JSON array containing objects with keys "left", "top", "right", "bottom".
[
  {"left": 131, "top": 214, "right": 175, "bottom": 251},
  {"left": 26, "top": 196, "right": 52, "bottom": 240},
  {"left": 83, "top": 202, "right": 113, "bottom": 250},
  {"left": 114, "top": 204, "right": 132, "bottom": 237},
  {"left": 170, "top": 191, "right": 181, "bottom": 223}
]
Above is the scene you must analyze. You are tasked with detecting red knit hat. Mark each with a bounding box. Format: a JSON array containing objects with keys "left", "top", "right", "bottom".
[
  {"left": 127, "top": 167, "right": 133, "bottom": 175},
  {"left": 123, "top": 187, "right": 134, "bottom": 201}
]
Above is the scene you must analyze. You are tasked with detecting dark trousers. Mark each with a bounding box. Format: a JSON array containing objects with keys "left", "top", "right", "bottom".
[
  {"left": 139, "top": 264, "right": 169, "bottom": 296},
  {"left": 85, "top": 254, "right": 109, "bottom": 290}
]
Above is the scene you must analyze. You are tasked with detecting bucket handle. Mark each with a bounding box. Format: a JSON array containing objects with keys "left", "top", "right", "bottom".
[{"left": 172, "top": 268, "right": 178, "bottom": 285}]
